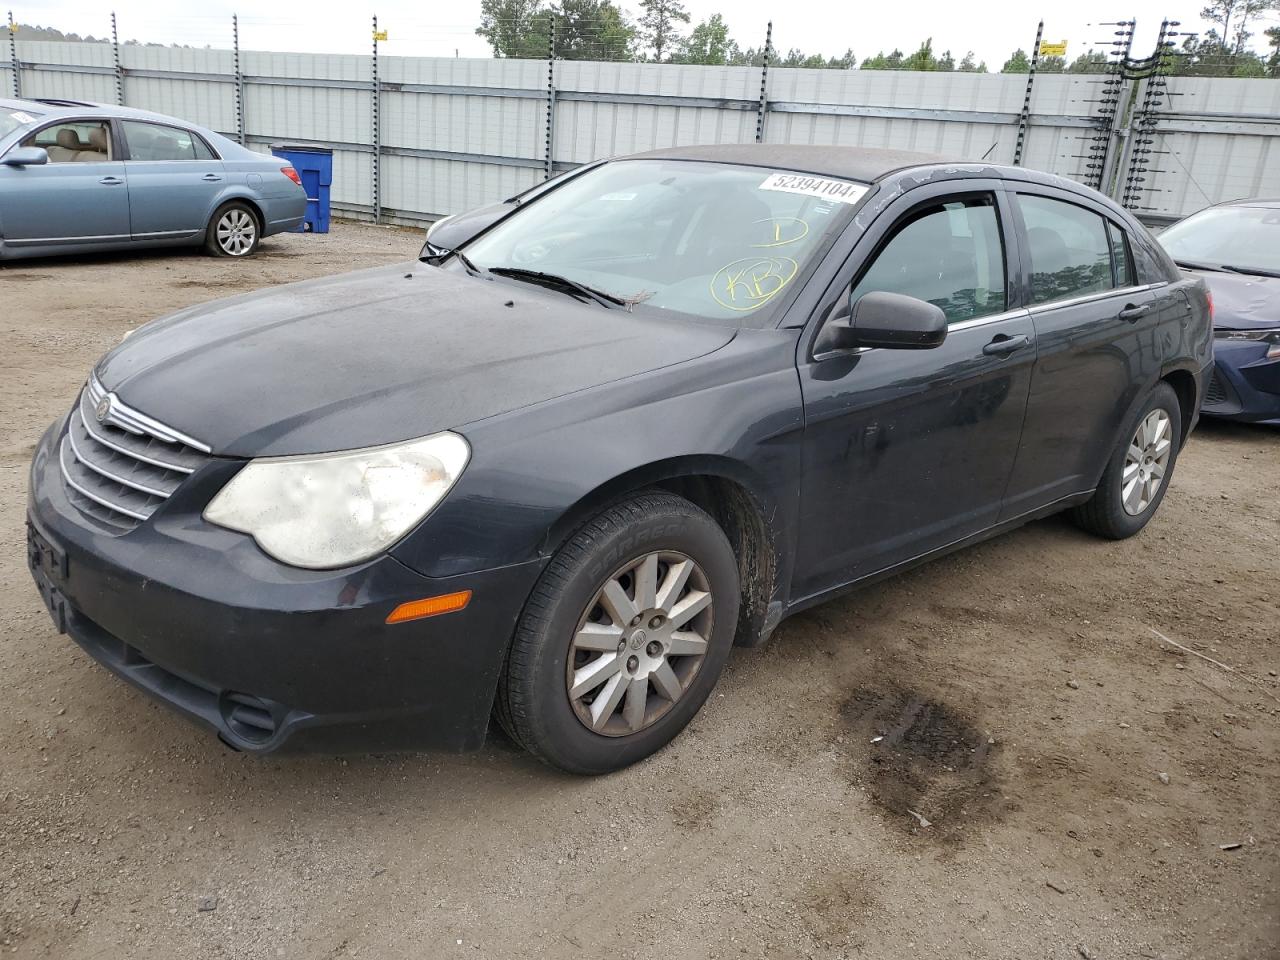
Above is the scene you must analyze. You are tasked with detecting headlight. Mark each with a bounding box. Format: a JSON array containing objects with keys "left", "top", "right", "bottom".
[
  {"left": 1215, "top": 327, "right": 1280, "bottom": 359},
  {"left": 204, "top": 432, "right": 470, "bottom": 569}
]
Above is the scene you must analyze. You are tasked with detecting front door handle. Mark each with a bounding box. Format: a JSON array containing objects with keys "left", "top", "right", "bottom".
[
  {"left": 99, "top": 176, "right": 124, "bottom": 185},
  {"left": 201, "top": 174, "right": 223, "bottom": 182},
  {"left": 1118, "top": 303, "right": 1151, "bottom": 322},
  {"left": 983, "top": 334, "right": 1031, "bottom": 357}
]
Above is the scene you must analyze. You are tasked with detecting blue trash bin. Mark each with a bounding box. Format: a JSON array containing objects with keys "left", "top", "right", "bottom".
[{"left": 270, "top": 143, "right": 333, "bottom": 233}]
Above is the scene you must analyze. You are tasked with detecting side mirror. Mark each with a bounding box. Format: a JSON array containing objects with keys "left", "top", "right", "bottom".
[
  {"left": 819, "top": 291, "right": 948, "bottom": 352},
  {"left": 2, "top": 146, "right": 49, "bottom": 167}
]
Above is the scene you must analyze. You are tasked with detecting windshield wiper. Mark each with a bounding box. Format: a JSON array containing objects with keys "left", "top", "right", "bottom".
[
  {"left": 488, "top": 267, "right": 626, "bottom": 309},
  {"left": 1217, "top": 264, "right": 1280, "bottom": 278},
  {"left": 1173, "top": 259, "right": 1223, "bottom": 272}
]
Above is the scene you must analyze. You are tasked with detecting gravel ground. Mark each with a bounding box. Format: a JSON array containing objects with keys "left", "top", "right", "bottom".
[{"left": 1, "top": 223, "right": 1277, "bottom": 960}]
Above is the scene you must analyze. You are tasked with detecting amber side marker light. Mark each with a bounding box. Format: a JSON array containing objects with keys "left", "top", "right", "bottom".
[{"left": 386, "top": 590, "right": 472, "bottom": 625}]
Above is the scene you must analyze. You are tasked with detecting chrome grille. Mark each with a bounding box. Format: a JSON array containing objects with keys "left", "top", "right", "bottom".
[{"left": 59, "top": 374, "right": 211, "bottom": 532}]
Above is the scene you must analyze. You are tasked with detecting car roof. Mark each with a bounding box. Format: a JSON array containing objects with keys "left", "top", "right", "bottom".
[
  {"left": 627, "top": 144, "right": 952, "bottom": 183},
  {"left": 2, "top": 96, "right": 213, "bottom": 129},
  {"left": 1219, "top": 197, "right": 1280, "bottom": 210}
]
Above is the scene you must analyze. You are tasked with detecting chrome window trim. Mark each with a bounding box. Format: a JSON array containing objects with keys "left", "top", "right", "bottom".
[
  {"left": 1026, "top": 282, "right": 1164, "bottom": 315},
  {"left": 811, "top": 307, "right": 1028, "bottom": 362}
]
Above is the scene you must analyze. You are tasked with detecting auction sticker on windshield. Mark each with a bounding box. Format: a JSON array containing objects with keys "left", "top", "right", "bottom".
[
  {"left": 759, "top": 173, "right": 868, "bottom": 204},
  {"left": 10, "top": 111, "right": 37, "bottom": 124}
]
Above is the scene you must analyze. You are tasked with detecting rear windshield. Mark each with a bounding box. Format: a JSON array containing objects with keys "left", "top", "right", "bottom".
[
  {"left": 1, "top": 108, "right": 42, "bottom": 141},
  {"left": 464, "top": 159, "right": 869, "bottom": 327}
]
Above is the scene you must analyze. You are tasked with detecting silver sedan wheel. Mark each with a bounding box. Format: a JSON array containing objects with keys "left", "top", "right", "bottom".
[
  {"left": 216, "top": 209, "right": 257, "bottom": 256},
  {"left": 1122, "top": 408, "right": 1173, "bottom": 515},
  {"left": 567, "top": 551, "right": 713, "bottom": 738}
]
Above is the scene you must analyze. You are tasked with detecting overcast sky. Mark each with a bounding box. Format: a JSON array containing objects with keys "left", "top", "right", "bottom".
[{"left": 17, "top": 0, "right": 1280, "bottom": 64}]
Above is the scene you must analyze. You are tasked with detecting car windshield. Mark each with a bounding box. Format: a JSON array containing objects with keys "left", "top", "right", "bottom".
[
  {"left": 463, "top": 159, "right": 868, "bottom": 325},
  {"left": 1, "top": 108, "right": 41, "bottom": 141},
  {"left": 1158, "top": 205, "right": 1280, "bottom": 276}
]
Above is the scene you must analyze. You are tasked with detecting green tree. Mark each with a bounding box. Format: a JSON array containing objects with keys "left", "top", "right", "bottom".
[
  {"left": 674, "top": 13, "right": 737, "bottom": 64},
  {"left": 902, "top": 38, "right": 946, "bottom": 71},
  {"left": 1200, "top": 0, "right": 1280, "bottom": 54},
  {"left": 1266, "top": 25, "right": 1280, "bottom": 76},
  {"left": 554, "top": 0, "right": 635, "bottom": 60},
  {"left": 1001, "top": 48, "right": 1031, "bottom": 73},
  {"left": 638, "top": 0, "right": 691, "bottom": 61},
  {"left": 1067, "top": 50, "right": 1109, "bottom": 73},
  {"left": 957, "top": 51, "right": 987, "bottom": 72},
  {"left": 1037, "top": 55, "right": 1067, "bottom": 73},
  {"left": 476, "top": 0, "right": 548, "bottom": 58},
  {"left": 861, "top": 48, "right": 906, "bottom": 69},
  {"left": 826, "top": 48, "right": 857, "bottom": 69}
]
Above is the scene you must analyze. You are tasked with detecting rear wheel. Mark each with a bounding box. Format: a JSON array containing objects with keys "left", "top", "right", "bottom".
[
  {"left": 1071, "top": 381, "right": 1182, "bottom": 539},
  {"left": 205, "top": 201, "right": 260, "bottom": 258},
  {"left": 496, "top": 492, "right": 739, "bottom": 775}
]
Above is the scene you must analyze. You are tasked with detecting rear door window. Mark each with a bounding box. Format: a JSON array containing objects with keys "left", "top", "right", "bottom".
[
  {"left": 1017, "top": 194, "right": 1116, "bottom": 305},
  {"left": 1106, "top": 221, "right": 1133, "bottom": 287},
  {"left": 849, "top": 195, "right": 1007, "bottom": 324},
  {"left": 121, "top": 120, "right": 208, "bottom": 161}
]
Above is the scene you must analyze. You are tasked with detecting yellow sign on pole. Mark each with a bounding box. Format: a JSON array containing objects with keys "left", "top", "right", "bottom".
[
  {"left": 1039, "top": 40, "right": 1068, "bottom": 57},
  {"left": 373, "top": 29, "right": 388, "bottom": 42}
]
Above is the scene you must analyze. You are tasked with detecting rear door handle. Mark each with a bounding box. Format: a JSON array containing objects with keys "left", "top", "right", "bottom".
[
  {"left": 1118, "top": 303, "right": 1151, "bottom": 322},
  {"left": 201, "top": 174, "right": 223, "bottom": 182},
  {"left": 99, "top": 176, "right": 124, "bottom": 185},
  {"left": 983, "top": 334, "right": 1031, "bottom": 357}
]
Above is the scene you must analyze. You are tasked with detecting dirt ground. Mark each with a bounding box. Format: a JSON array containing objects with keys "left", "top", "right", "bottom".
[{"left": 1, "top": 223, "right": 1277, "bottom": 960}]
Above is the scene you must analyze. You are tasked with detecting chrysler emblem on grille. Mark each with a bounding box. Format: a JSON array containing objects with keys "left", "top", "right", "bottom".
[{"left": 95, "top": 395, "right": 112, "bottom": 423}]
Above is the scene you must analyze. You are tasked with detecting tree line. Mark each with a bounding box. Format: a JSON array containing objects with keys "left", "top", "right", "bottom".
[{"left": 478, "top": 0, "right": 1280, "bottom": 77}]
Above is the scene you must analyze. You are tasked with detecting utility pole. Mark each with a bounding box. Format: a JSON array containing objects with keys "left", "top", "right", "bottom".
[
  {"left": 6, "top": 10, "right": 20, "bottom": 99},
  {"left": 110, "top": 11, "right": 123, "bottom": 105},
  {"left": 233, "top": 14, "right": 245, "bottom": 145},
  {"left": 543, "top": 16, "right": 556, "bottom": 179},
  {"left": 1012, "top": 20, "right": 1044, "bottom": 166},
  {"left": 755, "top": 21, "right": 772, "bottom": 144},
  {"left": 372, "top": 15, "right": 381, "bottom": 223}
]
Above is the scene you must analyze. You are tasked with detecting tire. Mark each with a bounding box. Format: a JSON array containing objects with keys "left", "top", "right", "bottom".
[
  {"left": 1070, "top": 382, "right": 1182, "bottom": 540},
  {"left": 496, "top": 492, "right": 740, "bottom": 775},
  {"left": 204, "top": 201, "right": 261, "bottom": 258}
]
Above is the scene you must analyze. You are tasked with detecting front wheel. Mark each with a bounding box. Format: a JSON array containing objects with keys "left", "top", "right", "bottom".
[
  {"left": 204, "top": 201, "right": 261, "bottom": 258},
  {"left": 496, "top": 492, "right": 740, "bottom": 775},
  {"left": 1070, "top": 381, "right": 1182, "bottom": 539}
]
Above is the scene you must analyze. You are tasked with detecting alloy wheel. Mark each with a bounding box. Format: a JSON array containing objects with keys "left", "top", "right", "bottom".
[
  {"left": 216, "top": 209, "right": 257, "bottom": 256},
  {"left": 1122, "top": 408, "right": 1173, "bottom": 516},
  {"left": 566, "top": 551, "right": 713, "bottom": 737}
]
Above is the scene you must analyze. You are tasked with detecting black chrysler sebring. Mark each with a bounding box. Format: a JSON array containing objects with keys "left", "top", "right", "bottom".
[{"left": 27, "top": 145, "right": 1212, "bottom": 774}]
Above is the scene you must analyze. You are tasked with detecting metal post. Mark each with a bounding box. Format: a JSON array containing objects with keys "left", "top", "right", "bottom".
[
  {"left": 233, "top": 14, "right": 245, "bottom": 145},
  {"left": 6, "top": 10, "right": 19, "bottom": 99},
  {"left": 755, "top": 21, "right": 772, "bottom": 144},
  {"left": 110, "top": 11, "right": 123, "bottom": 105},
  {"left": 372, "top": 15, "right": 381, "bottom": 224},
  {"left": 1012, "top": 20, "right": 1044, "bottom": 166},
  {"left": 543, "top": 17, "right": 556, "bottom": 180}
]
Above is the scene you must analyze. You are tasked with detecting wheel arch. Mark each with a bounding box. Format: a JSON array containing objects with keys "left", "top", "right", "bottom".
[
  {"left": 540, "top": 456, "right": 786, "bottom": 648},
  {"left": 1160, "top": 366, "right": 1198, "bottom": 443},
  {"left": 209, "top": 193, "right": 265, "bottom": 232}
]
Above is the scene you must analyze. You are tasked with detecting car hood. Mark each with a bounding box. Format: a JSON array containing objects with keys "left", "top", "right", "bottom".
[
  {"left": 1184, "top": 269, "right": 1280, "bottom": 330},
  {"left": 96, "top": 262, "right": 737, "bottom": 457}
]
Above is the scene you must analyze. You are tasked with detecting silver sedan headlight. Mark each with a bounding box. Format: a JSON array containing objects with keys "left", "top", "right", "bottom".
[{"left": 204, "top": 432, "right": 470, "bottom": 569}]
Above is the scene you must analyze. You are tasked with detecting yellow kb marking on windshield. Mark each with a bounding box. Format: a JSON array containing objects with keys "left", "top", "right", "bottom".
[{"left": 710, "top": 257, "right": 800, "bottom": 312}]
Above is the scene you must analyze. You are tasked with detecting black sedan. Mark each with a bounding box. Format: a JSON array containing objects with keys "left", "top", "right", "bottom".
[
  {"left": 1157, "top": 198, "right": 1280, "bottom": 425},
  {"left": 27, "top": 145, "right": 1212, "bottom": 774}
]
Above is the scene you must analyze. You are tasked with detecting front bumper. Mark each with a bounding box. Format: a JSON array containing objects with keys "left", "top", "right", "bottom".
[
  {"left": 27, "top": 418, "right": 545, "bottom": 754},
  {"left": 1202, "top": 340, "right": 1280, "bottom": 425}
]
